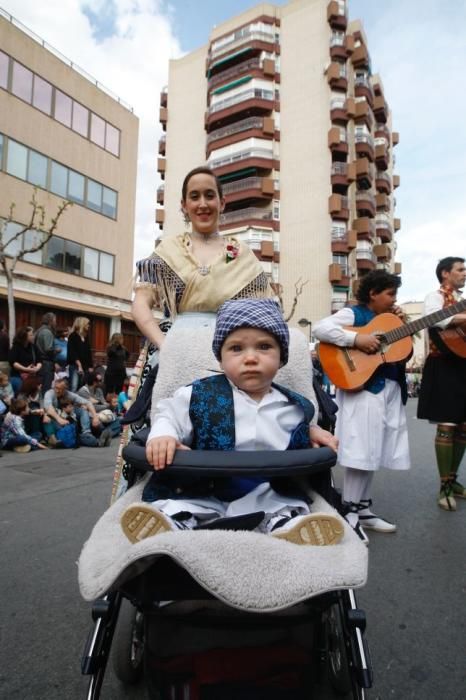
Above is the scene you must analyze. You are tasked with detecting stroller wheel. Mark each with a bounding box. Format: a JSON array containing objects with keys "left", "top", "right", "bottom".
[
  {"left": 325, "top": 603, "right": 352, "bottom": 696},
  {"left": 111, "top": 598, "right": 144, "bottom": 684}
]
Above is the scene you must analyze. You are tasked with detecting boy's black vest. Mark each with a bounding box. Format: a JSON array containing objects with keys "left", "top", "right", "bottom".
[
  {"left": 352, "top": 305, "right": 408, "bottom": 404},
  {"left": 142, "top": 374, "right": 314, "bottom": 503}
]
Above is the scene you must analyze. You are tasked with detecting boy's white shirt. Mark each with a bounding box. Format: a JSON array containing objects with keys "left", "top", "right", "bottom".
[
  {"left": 148, "top": 380, "right": 307, "bottom": 451},
  {"left": 313, "top": 307, "right": 358, "bottom": 347}
]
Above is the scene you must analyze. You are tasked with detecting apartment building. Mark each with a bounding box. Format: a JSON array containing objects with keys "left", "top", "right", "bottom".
[
  {"left": 156, "top": 0, "right": 401, "bottom": 329},
  {"left": 0, "top": 10, "right": 139, "bottom": 361}
]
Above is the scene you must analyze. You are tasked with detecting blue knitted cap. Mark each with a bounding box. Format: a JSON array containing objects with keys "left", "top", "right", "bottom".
[{"left": 212, "top": 298, "right": 289, "bottom": 365}]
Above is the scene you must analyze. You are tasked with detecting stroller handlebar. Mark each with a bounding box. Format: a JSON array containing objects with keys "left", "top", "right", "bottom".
[{"left": 122, "top": 443, "right": 337, "bottom": 477}]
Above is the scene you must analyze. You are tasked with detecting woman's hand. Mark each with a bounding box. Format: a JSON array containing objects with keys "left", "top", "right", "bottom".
[
  {"left": 146, "top": 435, "right": 191, "bottom": 471},
  {"left": 309, "top": 425, "right": 339, "bottom": 452}
]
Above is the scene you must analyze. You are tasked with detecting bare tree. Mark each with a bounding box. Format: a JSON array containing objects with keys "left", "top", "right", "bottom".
[
  {"left": 271, "top": 277, "right": 309, "bottom": 322},
  {"left": 0, "top": 189, "right": 71, "bottom": 342}
]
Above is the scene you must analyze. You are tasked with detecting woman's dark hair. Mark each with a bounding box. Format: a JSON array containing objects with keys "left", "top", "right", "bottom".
[
  {"left": 181, "top": 166, "right": 223, "bottom": 200},
  {"left": 19, "top": 376, "right": 42, "bottom": 397},
  {"left": 435, "top": 256, "right": 465, "bottom": 283},
  {"left": 10, "top": 397, "right": 28, "bottom": 414},
  {"left": 13, "top": 326, "right": 32, "bottom": 346},
  {"left": 356, "top": 270, "right": 401, "bottom": 304}
]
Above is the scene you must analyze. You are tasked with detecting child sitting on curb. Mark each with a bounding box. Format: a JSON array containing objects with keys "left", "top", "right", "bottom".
[
  {"left": 0, "top": 398, "right": 48, "bottom": 453},
  {"left": 121, "top": 299, "right": 343, "bottom": 547}
]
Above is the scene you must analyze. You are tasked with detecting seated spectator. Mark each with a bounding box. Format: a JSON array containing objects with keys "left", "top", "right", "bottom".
[
  {"left": 117, "top": 377, "right": 131, "bottom": 415},
  {"left": 0, "top": 398, "right": 48, "bottom": 453},
  {"left": 78, "top": 371, "right": 109, "bottom": 412},
  {"left": 0, "top": 371, "right": 14, "bottom": 407},
  {"left": 18, "top": 376, "right": 45, "bottom": 439},
  {"left": 98, "top": 393, "right": 122, "bottom": 439},
  {"left": 43, "top": 378, "right": 112, "bottom": 448},
  {"left": 8, "top": 326, "right": 42, "bottom": 396}
]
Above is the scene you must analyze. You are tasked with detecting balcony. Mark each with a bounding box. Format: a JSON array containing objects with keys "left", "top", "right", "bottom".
[
  {"left": 356, "top": 191, "right": 376, "bottom": 218},
  {"left": 209, "top": 29, "right": 276, "bottom": 63},
  {"left": 329, "top": 262, "right": 344, "bottom": 283},
  {"left": 157, "top": 158, "right": 166, "bottom": 177},
  {"left": 331, "top": 161, "right": 355, "bottom": 188},
  {"left": 222, "top": 176, "right": 275, "bottom": 204},
  {"left": 393, "top": 174, "right": 400, "bottom": 189},
  {"left": 351, "top": 42, "right": 370, "bottom": 69},
  {"left": 208, "top": 146, "right": 274, "bottom": 177},
  {"left": 373, "top": 243, "right": 391, "bottom": 261},
  {"left": 376, "top": 215, "right": 393, "bottom": 242},
  {"left": 327, "top": 1, "right": 348, "bottom": 30},
  {"left": 158, "top": 134, "right": 166, "bottom": 156},
  {"left": 356, "top": 249, "right": 377, "bottom": 270},
  {"left": 159, "top": 107, "right": 167, "bottom": 128},
  {"left": 160, "top": 86, "right": 167, "bottom": 108},
  {"left": 328, "top": 194, "right": 349, "bottom": 220},
  {"left": 331, "top": 297, "right": 348, "bottom": 312},
  {"left": 206, "top": 116, "right": 275, "bottom": 154},
  {"left": 354, "top": 216, "right": 375, "bottom": 240},
  {"left": 375, "top": 192, "right": 390, "bottom": 211},
  {"left": 330, "top": 32, "right": 354, "bottom": 59},
  {"left": 394, "top": 262, "right": 402, "bottom": 275},
  {"left": 327, "top": 61, "right": 347, "bottom": 91},
  {"left": 373, "top": 95, "right": 388, "bottom": 123},
  {"left": 155, "top": 209, "right": 165, "bottom": 227},
  {"left": 375, "top": 123, "right": 390, "bottom": 141},
  {"left": 394, "top": 217, "right": 401, "bottom": 231},
  {"left": 330, "top": 96, "right": 350, "bottom": 123},
  {"left": 375, "top": 140, "right": 389, "bottom": 170},
  {"left": 206, "top": 87, "right": 274, "bottom": 128},
  {"left": 208, "top": 56, "right": 274, "bottom": 91},
  {"left": 392, "top": 131, "right": 400, "bottom": 146},
  {"left": 219, "top": 206, "right": 277, "bottom": 231},
  {"left": 328, "top": 127, "right": 348, "bottom": 157},
  {"left": 354, "top": 75, "right": 374, "bottom": 106},
  {"left": 354, "top": 99, "right": 373, "bottom": 130},
  {"left": 355, "top": 157, "right": 374, "bottom": 189},
  {"left": 331, "top": 227, "right": 357, "bottom": 253},
  {"left": 355, "top": 133, "right": 374, "bottom": 161},
  {"left": 157, "top": 185, "right": 164, "bottom": 205},
  {"left": 375, "top": 171, "right": 391, "bottom": 194}
]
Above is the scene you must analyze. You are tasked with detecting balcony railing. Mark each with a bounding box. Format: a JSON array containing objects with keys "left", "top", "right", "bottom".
[
  {"left": 330, "top": 31, "right": 346, "bottom": 47},
  {"left": 355, "top": 133, "right": 374, "bottom": 147},
  {"left": 331, "top": 228, "right": 348, "bottom": 241},
  {"left": 356, "top": 250, "right": 377, "bottom": 264},
  {"left": 208, "top": 147, "right": 274, "bottom": 170},
  {"left": 220, "top": 207, "right": 274, "bottom": 225},
  {"left": 208, "top": 87, "right": 274, "bottom": 115},
  {"left": 222, "top": 176, "right": 275, "bottom": 196},
  {"left": 207, "top": 116, "right": 265, "bottom": 145},
  {"left": 356, "top": 192, "right": 376, "bottom": 207},
  {"left": 376, "top": 171, "right": 391, "bottom": 184},
  {"left": 331, "top": 298, "right": 347, "bottom": 312},
  {"left": 208, "top": 57, "right": 263, "bottom": 89},
  {"left": 330, "top": 97, "right": 346, "bottom": 110},
  {"left": 354, "top": 75, "right": 371, "bottom": 89},
  {"left": 210, "top": 30, "right": 276, "bottom": 60}
]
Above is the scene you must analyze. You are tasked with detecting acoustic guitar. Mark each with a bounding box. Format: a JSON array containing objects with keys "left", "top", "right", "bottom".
[{"left": 319, "top": 298, "right": 466, "bottom": 391}]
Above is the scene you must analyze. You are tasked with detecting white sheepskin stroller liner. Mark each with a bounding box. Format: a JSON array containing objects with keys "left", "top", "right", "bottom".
[{"left": 78, "top": 477, "right": 368, "bottom": 613}]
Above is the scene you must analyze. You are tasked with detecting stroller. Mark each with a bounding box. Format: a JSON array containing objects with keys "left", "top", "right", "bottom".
[{"left": 79, "top": 327, "right": 372, "bottom": 699}]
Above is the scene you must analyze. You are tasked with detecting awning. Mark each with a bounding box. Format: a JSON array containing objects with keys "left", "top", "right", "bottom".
[
  {"left": 0, "top": 287, "right": 131, "bottom": 319},
  {"left": 208, "top": 46, "right": 252, "bottom": 74},
  {"left": 212, "top": 75, "right": 252, "bottom": 95}
]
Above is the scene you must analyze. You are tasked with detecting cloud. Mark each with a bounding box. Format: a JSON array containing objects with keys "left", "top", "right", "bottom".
[{"left": 6, "top": 0, "right": 182, "bottom": 264}]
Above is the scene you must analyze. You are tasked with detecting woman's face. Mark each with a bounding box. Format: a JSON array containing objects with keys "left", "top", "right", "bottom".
[
  {"left": 181, "top": 173, "right": 225, "bottom": 235},
  {"left": 27, "top": 329, "right": 34, "bottom": 344}
]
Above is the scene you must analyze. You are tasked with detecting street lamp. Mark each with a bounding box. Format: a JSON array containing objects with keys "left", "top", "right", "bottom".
[{"left": 298, "top": 317, "right": 312, "bottom": 343}]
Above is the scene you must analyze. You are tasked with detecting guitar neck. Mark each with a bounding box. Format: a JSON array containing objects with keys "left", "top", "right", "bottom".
[{"left": 384, "top": 299, "right": 466, "bottom": 344}]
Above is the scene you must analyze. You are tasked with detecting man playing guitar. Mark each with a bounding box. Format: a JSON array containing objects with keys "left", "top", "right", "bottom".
[
  {"left": 313, "top": 270, "right": 410, "bottom": 544},
  {"left": 417, "top": 256, "right": 466, "bottom": 511}
]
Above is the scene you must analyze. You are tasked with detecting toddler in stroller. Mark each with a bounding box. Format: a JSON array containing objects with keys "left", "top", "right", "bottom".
[{"left": 79, "top": 300, "right": 372, "bottom": 699}]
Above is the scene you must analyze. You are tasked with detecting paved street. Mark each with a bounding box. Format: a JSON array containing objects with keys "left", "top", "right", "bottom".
[{"left": 0, "top": 401, "right": 465, "bottom": 699}]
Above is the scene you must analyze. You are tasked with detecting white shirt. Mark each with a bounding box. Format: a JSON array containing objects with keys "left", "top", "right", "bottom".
[
  {"left": 424, "top": 290, "right": 463, "bottom": 329},
  {"left": 313, "top": 307, "right": 358, "bottom": 347},
  {"left": 148, "top": 381, "right": 307, "bottom": 451}
]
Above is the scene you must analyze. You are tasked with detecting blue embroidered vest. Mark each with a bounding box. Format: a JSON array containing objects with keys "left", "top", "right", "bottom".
[
  {"left": 142, "top": 374, "right": 314, "bottom": 503},
  {"left": 352, "top": 305, "right": 407, "bottom": 403}
]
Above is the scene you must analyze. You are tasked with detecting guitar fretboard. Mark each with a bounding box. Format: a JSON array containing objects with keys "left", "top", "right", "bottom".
[{"left": 382, "top": 299, "right": 466, "bottom": 344}]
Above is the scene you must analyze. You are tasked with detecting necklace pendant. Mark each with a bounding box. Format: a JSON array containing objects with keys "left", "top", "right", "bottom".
[{"left": 198, "top": 265, "right": 210, "bottom": 276}]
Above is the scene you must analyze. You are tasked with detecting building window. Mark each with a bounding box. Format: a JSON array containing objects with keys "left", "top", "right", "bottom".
[
  {"left": 23, "top": 230, "right": 43, "bottom": 264},
  {"left": 11, "top": 61, "right": 33, "bottom": 103},
  {"left": 64, "top": 240, "right": 82, "bottom": 275},
  {"left": 0, "top": 50, "right": 121, "bottom": 157},
  {"left": 333, "top": 254, "right": 349, "bottom": 275},
  {"left": 32, "top": 75, "right": 52, "bottom": 115},
  {"left": 99, "top": 252, "right": 114, "bottom": 283},
  {"left": 84, "top": 247, "right": 99, "bottom": 279},
  {"left": 1, "top": 133, "right": 118, "bottom": 220},
  {"left": 45, "top": 236, "right": 65, "bottom": 270}
]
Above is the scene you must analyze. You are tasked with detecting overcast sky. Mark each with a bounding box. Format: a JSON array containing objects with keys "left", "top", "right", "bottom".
[{"left": 4, "top": 0, "right": 466, "bottom": 302}]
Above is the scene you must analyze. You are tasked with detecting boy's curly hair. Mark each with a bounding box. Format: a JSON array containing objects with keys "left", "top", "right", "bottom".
[{"left": 356, "top": 270, "right": 401, "bottom": 304}]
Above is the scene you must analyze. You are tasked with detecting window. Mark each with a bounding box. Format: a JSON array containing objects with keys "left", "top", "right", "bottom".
[
  {"left": 0, "top": 51, "right": 8, "bottom": 90},
  {"left": 83, "top": 247, "right": 99, "bottom": 279},
  {"left": 50, "top": 161, "right": 68, "bottom": 197},
  {"left": 68, "top": 170, "right": 85, "bottom": 204},
  {"left": 105, "top": 123, "right": 120, "bottom": 156},
  {"left": 64, "top": 240, "right": 82, "bottom": 275},
  {"left": 90, "top": 113, "right": 105, "bottom": 148},
  {"left": 54, "top": 90, "right": 72, "bottom": 127},
  {"left": 72, "top": 101, "right": 89, "bottom": 137},
  {"left": 32, "top": 75, "right": 52, "bottom": 115},
  {"left": 102, "top": 187, "right": 117, "bottom": 218},
  {"left": 6, "top": 140, "right": 28, "bottom": 179},
  {"left": 87, "top": 180, "right": 103, "bottom": 212},
  {"left": 333, "top": 254, "right": 348, "bottom": 275},
  {"left": 45, "top": 236, "right": 65, "bottom": 270},
  {"left": 23, "top": 230, "right": 44, "bottom": 264},
  {"left": 2, "top": 221, "right": 23, "bottom": 257},
  {"left": 27, "top": 150, "right": 48, "bottom": 188},
  {"left": 99, "top": 252, "right": 114, "bottom": 283},
  {"left": 272, "top": 200, "right": 280, "bottom": 220},
  {"left": 0, "top": 134, "right": 3, "bottom": 166},
  {"left": 11, "top": 61, "right": 33, "bottom": 102}
]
